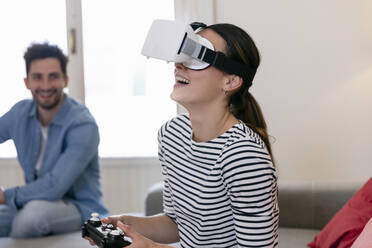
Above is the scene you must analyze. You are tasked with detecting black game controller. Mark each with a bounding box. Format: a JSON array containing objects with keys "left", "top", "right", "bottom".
[{"left": 82, "top": 213, "right": 131, "bottom": 248}]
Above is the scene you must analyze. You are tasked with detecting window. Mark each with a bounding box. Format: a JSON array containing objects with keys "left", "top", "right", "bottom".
[
  {"left": 81, "top": 0, "right": 175, "bottom": 157},
  {"left": 0, "top": 0, "right": 67, "bottom": 157},
  {"left": 0, "top": 0, "right": 176, "bottom": 158}
]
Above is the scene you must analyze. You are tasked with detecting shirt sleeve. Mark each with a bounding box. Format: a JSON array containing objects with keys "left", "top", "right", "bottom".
[
  {"left": 219, "top": 139, "right": 279, "bottom": 248},
  {"left": 0, "top": 105, "right": 17, "bottom": 143},
  {"left": 157, "top": 122, "right": 177, "bottom": 221},
  {"left": 4, "top": 121, "right": 100, "bottom": 209}
]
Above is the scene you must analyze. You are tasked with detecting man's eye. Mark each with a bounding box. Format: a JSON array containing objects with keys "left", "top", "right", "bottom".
[
  {"left": 49, "top": 73, "right": 60, "bottom": 80},
  {"left": 32, "top": 75, "right": 42, "bottom": 80}
]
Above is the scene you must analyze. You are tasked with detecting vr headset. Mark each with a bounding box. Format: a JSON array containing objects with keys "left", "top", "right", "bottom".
[{"left": 141, "top": 19, "right": 256, "bottom": 82}]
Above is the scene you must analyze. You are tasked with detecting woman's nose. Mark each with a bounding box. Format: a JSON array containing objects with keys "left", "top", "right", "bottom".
[{"left": 175, "top": 63, "right": 187, "bottom": 70}]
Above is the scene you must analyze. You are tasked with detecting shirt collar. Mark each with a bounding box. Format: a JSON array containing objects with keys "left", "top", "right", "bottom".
[
  {"left": 28, "top": 94, "right": 71, "bottom": 126},
  {"left": 51, "top": 94, "right": 71, "bottom": 126},
  {"left": 29, "top": 101, "right": 38, "bottom": 118}
]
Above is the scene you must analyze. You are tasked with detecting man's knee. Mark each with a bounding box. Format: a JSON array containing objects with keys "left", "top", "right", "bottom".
[
  {"left": 0, "top": 205, "right": 16, "bottom": 237},
  {"left": 10, "top": 200, "right": 51, "bottom": 238}
]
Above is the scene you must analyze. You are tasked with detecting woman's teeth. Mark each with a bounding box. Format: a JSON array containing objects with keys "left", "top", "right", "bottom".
[{"left": 177, "top": 78, "right": 191, "bottom": 84}]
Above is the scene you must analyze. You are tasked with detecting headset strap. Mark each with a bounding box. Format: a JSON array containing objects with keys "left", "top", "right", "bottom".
[{"left": 180, "top": 37, "right": 256, "bottom": 82}]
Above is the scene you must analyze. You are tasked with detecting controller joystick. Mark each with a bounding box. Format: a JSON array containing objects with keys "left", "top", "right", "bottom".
[
  {"left": 82, "top": 213, "right": 131, "bottom": 248},
  {"left": 89, "top": 212, "right": 102, "bottom": 227}
]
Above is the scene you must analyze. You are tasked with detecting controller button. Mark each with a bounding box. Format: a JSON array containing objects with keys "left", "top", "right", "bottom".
[
  {"left": 109, "top": 230, "right": 121, "bottom": 236},
  {"left": 117, "top": 228, "right": 124, "bottom": 235}
]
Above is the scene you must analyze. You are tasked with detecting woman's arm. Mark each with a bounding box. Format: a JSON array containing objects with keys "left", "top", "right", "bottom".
[{"left": 103, "top": 213, "right": 179, "bottom": 244}]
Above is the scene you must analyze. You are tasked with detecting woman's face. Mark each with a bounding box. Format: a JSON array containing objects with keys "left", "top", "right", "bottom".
[{"left": 171, "top": 28, "right": 229, "bottom": 108}]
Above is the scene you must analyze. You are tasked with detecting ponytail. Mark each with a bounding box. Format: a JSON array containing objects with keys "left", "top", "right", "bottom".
[
  {"left": 230, "top": 87, "right": 274, "bottom": 165},
  {"left": 207, "top": 23, "right": 275, "bottom": 164}
]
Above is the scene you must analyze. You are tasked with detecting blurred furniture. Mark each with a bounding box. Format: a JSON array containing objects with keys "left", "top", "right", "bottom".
[
  {"left": 145, "top": 181, "right": 360, "bottom": 248},
  {"left": 0, "top": 181, "right": 360, "bottom": 248}
]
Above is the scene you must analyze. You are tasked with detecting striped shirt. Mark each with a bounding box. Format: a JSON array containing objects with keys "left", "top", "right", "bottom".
[{"left": 158, "top": 114, "right": 279, "bottom": 248}]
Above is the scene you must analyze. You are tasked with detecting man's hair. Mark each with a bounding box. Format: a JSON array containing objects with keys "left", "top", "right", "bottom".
[{"left": 24, "top": 42, "right": 68, "bottom": 76}]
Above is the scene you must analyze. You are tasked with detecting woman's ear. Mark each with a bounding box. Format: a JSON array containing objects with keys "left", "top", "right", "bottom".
[{"left": 224, "top": 75, "right": 243, "bottom": 93}]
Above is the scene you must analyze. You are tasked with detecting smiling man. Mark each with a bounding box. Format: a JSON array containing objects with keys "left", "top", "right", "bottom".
[{"left": 0, "top": 43, "right": 108, "bottom": 238}]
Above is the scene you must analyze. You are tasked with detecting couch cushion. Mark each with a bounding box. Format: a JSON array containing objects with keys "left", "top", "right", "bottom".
[
  {"left": 145, "top": 182, "right": 164, "bottom": 216},
  {"left": 279, "top": 227, "right": 319, "bottom": 248},
  {"left": 278, "top": 181, "right": 358, "bottom": 229},
  {"left": 308, "top": 177, "right": 372, "bottom": 248}
]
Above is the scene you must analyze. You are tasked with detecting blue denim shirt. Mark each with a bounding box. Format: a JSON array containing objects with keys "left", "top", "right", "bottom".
[{"left": 0, "top": 95, "right": 109, "bottom": 223}]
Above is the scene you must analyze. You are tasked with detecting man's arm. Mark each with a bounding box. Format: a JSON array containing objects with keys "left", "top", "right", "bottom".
[
  {"left": 0, "top": 104, "right": 18, "bottom": 144},
  {"left": 0, "top": 108, "right": 15, "bottom": 205},
  {"left": 3, "top": 121, "right": 99, "bottom": 209}
]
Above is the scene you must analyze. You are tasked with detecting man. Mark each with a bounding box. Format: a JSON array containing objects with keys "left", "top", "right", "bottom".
[{"left": 0, "top": 42, "right": 108, "bottom": 238}]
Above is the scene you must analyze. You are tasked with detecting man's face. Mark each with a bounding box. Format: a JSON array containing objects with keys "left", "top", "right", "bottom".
[{"left": 24, "top": 58, "right": 68, "bottom": 110}]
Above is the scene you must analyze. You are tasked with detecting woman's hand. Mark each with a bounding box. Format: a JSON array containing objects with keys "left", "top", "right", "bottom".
[
  {"left": 117, "top": 221, "right": 163, "bottom": 248},
  {"left": 84, "top": 236, "right": 96, "bottom": 246},
  {"left": 84, "top": 214, "right": 175, "bottom": 248},
  {"left": 83, "top": 214, "right": 127, "bottom": 246},
  {"left": 101, "top": 214, "right": 125, "bottom": 228}
]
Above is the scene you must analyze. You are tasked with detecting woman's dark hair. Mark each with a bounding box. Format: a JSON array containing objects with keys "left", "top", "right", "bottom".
[
  {"left": 24, "top": 42, "right": 68, "bottom": 77},
  {"left": 207, "top": 23, "right": 274, "bottom": 163}
]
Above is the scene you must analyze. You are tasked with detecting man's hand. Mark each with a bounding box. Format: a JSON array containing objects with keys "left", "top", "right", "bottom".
[{"left": 0, "top": 186, "right": 6, "bottom": 204}]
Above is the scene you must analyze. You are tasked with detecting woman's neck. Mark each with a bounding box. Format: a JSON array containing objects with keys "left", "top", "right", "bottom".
[{"left": 188, "top": 105, "right": 238, "bottom": 143}]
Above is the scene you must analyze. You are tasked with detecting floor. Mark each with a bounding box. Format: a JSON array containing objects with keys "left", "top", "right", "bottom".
[{"left": 0, "top": 231, "right": 90, "bottom": 248}]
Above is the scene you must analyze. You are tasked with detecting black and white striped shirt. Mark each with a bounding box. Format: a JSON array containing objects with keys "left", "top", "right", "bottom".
[{"left": 158, "top": 114, "right": 279, "bottom": 248}]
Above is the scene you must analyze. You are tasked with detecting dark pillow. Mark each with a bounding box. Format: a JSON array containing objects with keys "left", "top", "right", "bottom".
[{"left": 308, "top": 177, "right": 372, "bottom": 248}]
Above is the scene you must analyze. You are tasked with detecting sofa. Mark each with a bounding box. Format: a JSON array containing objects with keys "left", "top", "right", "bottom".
[
  {"left": 0, "top": 181, "right": 360, "bottom": 248},
  {"left": 145, "top": 181, "right": 360, "bottom": 248}
]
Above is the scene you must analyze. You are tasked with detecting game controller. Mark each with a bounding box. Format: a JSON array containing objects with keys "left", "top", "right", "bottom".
[{"left": 82, "top": 213, "right": 131, "bottom": 248}]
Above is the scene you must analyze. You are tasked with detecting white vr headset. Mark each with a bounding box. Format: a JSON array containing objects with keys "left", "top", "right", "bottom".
[{"left": 141, "top": 19, "right": 256, "bottom": 82}]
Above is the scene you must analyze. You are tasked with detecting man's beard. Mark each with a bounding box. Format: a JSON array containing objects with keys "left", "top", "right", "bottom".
[{"left": 33, "top": 89, "right": 64, "bottom": 110}]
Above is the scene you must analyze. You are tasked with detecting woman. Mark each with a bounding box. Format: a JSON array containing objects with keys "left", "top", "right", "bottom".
[{"left": 87, "top": 22, "right": 279, "bottom": 248}]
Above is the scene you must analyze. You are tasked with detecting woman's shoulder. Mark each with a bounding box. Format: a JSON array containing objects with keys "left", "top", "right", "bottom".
[
  {"left": 158, "top": 113, "right": 191, "bottom": 138},
  {"left": 162, "top": 113, "right": 190, "bottom": 129},
  {"left": 219, "top": 121, "right": 273, "bottom": 161},
  {"left": 225, "top": 121, "right": 265, "bottom": 149},
  {"left": 219, "top": 122, "right": 274, "bottom": 171}
]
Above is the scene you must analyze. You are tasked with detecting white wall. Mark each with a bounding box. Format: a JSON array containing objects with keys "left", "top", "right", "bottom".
[
  {"left": 213, "top": 0, "right": 372, "bottom": 184},
  {"left": 174, "top": 0, "right": 372, "bottom": 184}
]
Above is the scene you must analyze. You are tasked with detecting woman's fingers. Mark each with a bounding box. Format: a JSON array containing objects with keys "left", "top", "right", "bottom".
[{"left": 83, "top": 236, "right": 97, "bottom": 246}]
